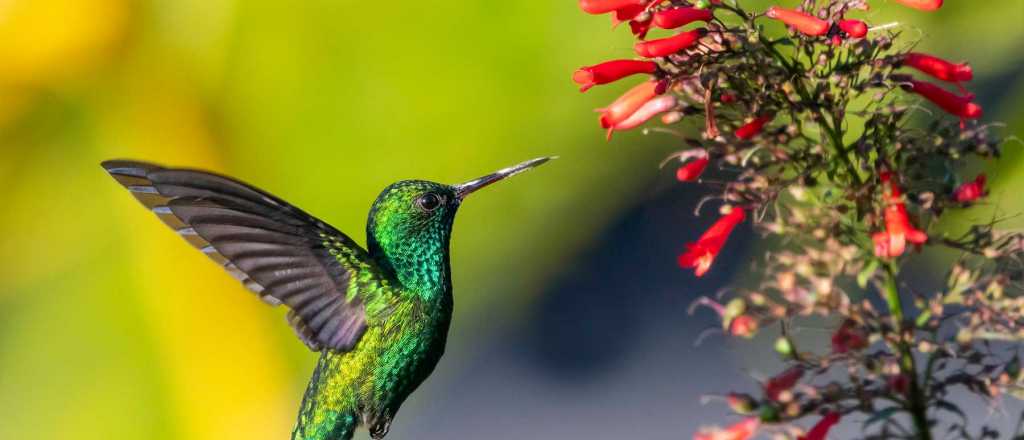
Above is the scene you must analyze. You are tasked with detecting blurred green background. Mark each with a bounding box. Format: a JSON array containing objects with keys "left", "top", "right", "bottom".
[{"left": 0, "top": 1, "right": 1021, "bottom": 439}]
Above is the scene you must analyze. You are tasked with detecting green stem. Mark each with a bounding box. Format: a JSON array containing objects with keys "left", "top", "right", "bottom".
[{"left": 882, "top": 264, "right": 932, "bottom": 440}]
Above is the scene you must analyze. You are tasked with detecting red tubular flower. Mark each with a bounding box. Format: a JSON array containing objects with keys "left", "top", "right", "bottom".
[
  {"left": 765, "top": 6, "right": 830, "bottom": 36},
  {"left": 764, "top": 366, "right": 804, "bottom": 401},
  {"left": 893, "top": 0, "right": 943, "bottom": 11},
  {"left": 677, "top": 157, "right": 710, "bottom": 182},
  {"left": 839, "top": 19, "right": 868, "bottom": 38},
  {"left": 735, "top": 115, "right": 772, "bottom": 140},
  {"left": 635, "top": 28, "right": 707, "bottom": 58},
  {"left": 904, "top": 79, "right": 982, "bottom": 119},
  {"left": 573, "top": 60, "right": 658, "bottom": 92},
  {"left": 598, "top": 80, "right": 660, "bottom": 129},
  {"left": 605, "top": 95, "right": 677, "bottom": 139},
  {"left": 798, "top": 412, "right": 841, "bottom": 440},
  {"left": 872, "top": 173, "right": 928, "bottom": 258},
  {"left": 579, "top": 0, "right": 646, "bottom": 14},
  {"left": 611, "top": 4, "right": 646, "bottom": 24},
  {"left": 903, "top": 52, "right": 973, "bottom": 83},
  {"left": 831, "top": 319, "right": 868, "bottom": 353},
  {"left": 678, "top": 207, "right": 746, "bottom": 277},
  {"left": 953, "top": 174, "right": 987, "bottom": 203},
  {"left": 694, "top": 418, "right": 759, "bottom": 440},
  {"left": 652, "top": 7, "right": 714, "bottom": 29}
]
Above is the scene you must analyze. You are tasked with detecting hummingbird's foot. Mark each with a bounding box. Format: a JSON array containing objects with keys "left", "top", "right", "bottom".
[{"left": 369, "top": 417, "right": 392, "bottom": 439}]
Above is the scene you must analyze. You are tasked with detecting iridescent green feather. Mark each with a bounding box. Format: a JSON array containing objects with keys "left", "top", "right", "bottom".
[{"left": 102, "top": 158, "right": 552, "bottom": 440}]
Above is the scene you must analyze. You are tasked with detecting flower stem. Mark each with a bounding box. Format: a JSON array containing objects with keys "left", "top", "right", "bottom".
[{"left": 883, "top": 263, "right": 932, "bottom": 440}]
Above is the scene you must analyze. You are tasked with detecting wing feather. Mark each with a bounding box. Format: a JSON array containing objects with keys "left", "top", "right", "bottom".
[{"left": 102, "top": 160, "right": 395, "bottom": 353}]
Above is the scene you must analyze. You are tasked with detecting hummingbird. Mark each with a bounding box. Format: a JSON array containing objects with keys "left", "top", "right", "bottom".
[{"left": 101, "top": 157, "right": 554, "bottom": 440}]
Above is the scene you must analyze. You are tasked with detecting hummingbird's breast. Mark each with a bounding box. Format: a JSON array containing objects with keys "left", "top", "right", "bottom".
[
  {"left": 367, "top": 298, "right": 452, "bottom": 414},
  {"left": 300, "top": 292, "right": 453, "bottom": 433}
]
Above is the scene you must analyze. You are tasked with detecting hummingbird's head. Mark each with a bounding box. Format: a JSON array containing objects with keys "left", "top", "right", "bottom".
[{"left": 366, "top": 157, "right": 554, "bottom": 292}]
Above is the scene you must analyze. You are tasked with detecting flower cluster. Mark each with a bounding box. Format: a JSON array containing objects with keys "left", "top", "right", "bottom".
[{"left": 575, "top": 0, "right": 1017, "bottom": 438}]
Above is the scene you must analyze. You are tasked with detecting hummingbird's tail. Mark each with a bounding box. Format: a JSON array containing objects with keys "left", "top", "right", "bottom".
[
  {"left": 291, "top": 354, "right": 359, "bottom": 440},
  {"left": 291, "top": 412, "right": 356, "bottom": 440}
]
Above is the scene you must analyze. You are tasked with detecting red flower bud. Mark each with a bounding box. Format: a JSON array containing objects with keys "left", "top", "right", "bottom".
[
  {"left": 839, "top": 19, "right": 868, "bottom": 38},
  {"left": 953, "top": 174, "right": 987, "bottom": 203},
  {"left": 573, "top": 60, "right": 658, "bottom": 92},
  {"left": 735, "top": 115, "right": 772, "bottom": 140},
  {"left": 904, "top": 79, "right": 982, "bottom": 119},
  {"left": 764, "top": 366, "right": 804, "bottom": 401},
  {"left": 579, "top": 0, "right": 646, "bottom": 14},
  {"left": 902, "top": 52, "right": 973, "bottom": 83},
  {"left": 720, "top": 93, "right": 737, "bottom": 104},
  {"left": 652, "top": 7, "right": 714, "bottom": 29},
  {"left": 893, "top": 0, "right": 943, "bottom": 11},
  {"left": 798, "top": 412, "right": 841, "bottom": 440},
  {"left": 635, "top": 28, "right": 707, "bottom": 58},
  {"left": 598, "top": 81, "right": 660, "bottom": 129},
  {"left": 605, "top": 95, "right": 677, "bottom": 140},
  {"left": 677, "top": 157, "right": 710, "bottom": 182},
  {"left": 765, "top": 6, "right": 830, "bottom": 36},
  {"left": 678, "top": 207, "right": 745, "bottom": 277}
]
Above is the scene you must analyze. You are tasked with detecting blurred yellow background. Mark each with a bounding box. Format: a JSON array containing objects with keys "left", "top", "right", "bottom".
[{"left": 0, "top": 1, "right": 1021, "bottom": 439}]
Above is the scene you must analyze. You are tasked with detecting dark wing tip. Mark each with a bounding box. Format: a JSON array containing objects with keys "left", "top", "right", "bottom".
[{"left": 101, "top": 160, "right": 165, "bottom": 178}]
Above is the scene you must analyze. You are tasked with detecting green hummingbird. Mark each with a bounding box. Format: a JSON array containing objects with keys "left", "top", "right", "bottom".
[{"left": 101, "top": 157, "right": 554, "bottom": 440}]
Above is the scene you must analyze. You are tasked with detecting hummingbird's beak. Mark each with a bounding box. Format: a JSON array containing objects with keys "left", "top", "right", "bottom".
[{"left": 454, "top": 156, "right": 556, "bottom": 200}]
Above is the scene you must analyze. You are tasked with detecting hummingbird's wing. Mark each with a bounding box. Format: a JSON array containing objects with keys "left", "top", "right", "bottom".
[{"left": 102, "top": 160, "right": 396, "bottom": 353}]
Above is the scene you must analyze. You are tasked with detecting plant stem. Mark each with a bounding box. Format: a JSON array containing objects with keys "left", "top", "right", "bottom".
[
  {"left": 758, "top": 37, "right": 863, "bottom": 186},
  {"left": 883, "top": 263, "right": 932, "bottom": 440}
]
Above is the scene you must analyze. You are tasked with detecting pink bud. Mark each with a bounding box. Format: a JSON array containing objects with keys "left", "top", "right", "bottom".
[
  {"left": 598, "top": 81, "right": 660, "bottom": 129},
  {"left": 606, "top": 95, "right": 677, "bottom": 139}
]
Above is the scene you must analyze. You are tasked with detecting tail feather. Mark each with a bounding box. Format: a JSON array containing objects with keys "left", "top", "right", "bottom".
[
  {"left": 292, "top": 355, "right": 359, "bottom": 440},
  {"left": 292, "top": 412, "right": 356, "bottom": 440}
]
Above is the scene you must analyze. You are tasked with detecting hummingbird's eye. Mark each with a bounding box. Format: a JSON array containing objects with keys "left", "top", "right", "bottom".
[{"left": 416, "top": 193, "right": 442, "bottom": 212}]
